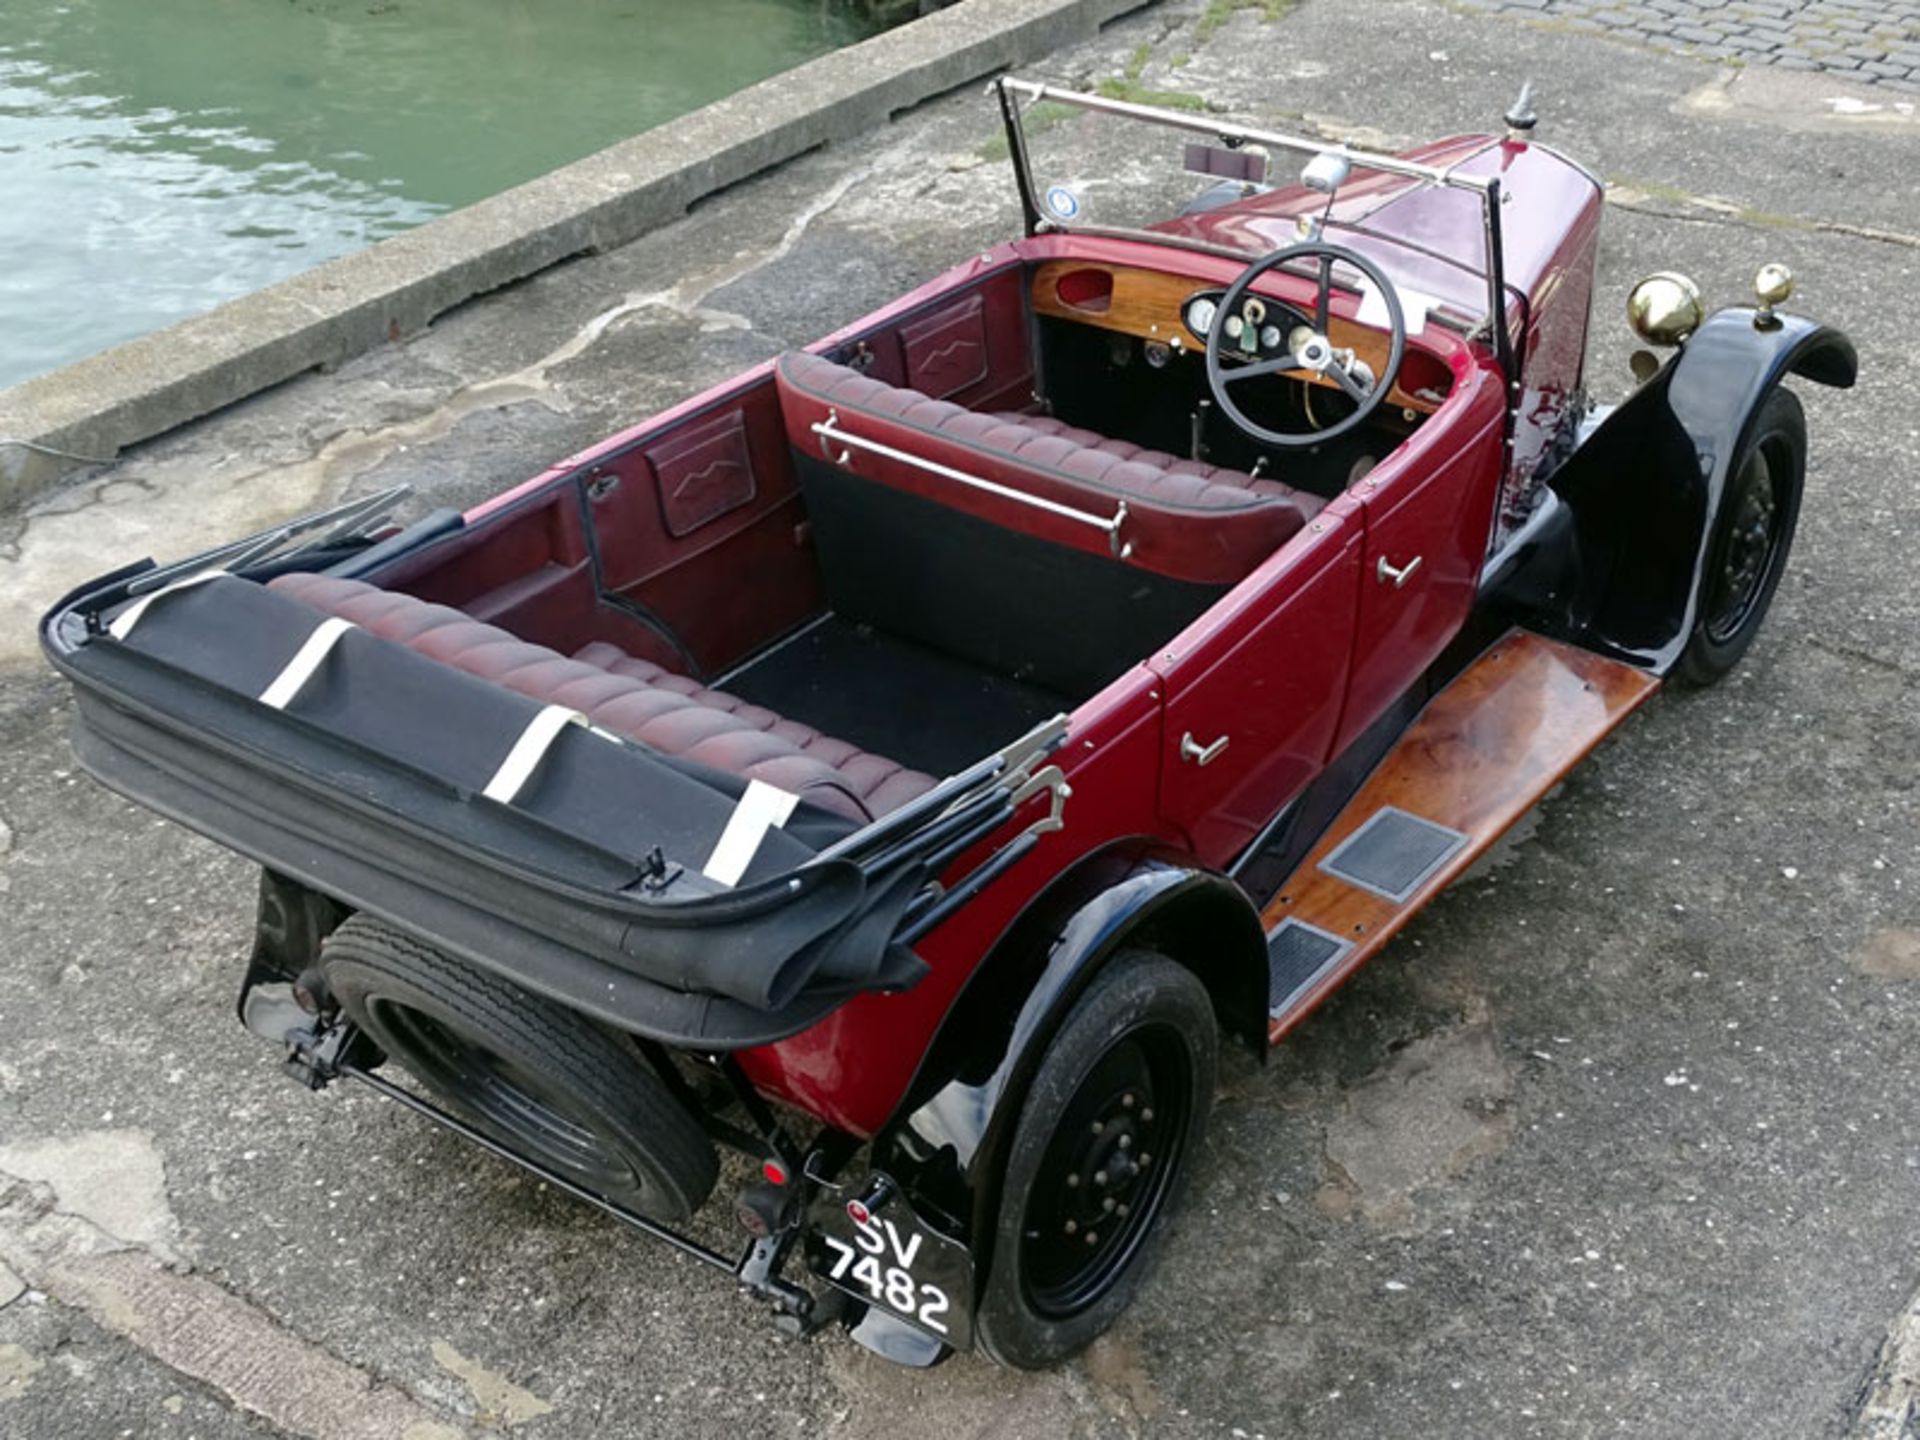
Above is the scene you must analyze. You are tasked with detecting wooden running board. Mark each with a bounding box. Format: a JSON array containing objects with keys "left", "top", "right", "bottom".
[{"left": 1263, "top": 629, "right": 1660, "bottom": 1046}]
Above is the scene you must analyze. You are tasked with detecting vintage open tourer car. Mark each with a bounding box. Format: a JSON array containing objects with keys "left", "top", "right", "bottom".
[{"left": 41, "top": 78, "right": 1855, "bottom": 1367}]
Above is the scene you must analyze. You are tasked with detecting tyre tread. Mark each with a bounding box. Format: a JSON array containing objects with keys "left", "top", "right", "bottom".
[{"left": 322, "top": 915, "right": 717, "bottom": 1219}]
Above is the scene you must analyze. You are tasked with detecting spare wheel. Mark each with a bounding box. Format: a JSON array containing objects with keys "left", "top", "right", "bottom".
[{"left": 319, "top": 915, "right": 718, "bottom": 1222}]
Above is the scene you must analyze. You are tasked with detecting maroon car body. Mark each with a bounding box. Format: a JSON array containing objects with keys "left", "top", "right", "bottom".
[
  {"left": 476, "top": 132, "right": 1604, "bottom": 1136},
  {"left": 39, "top": 80, "right": 1854, "bottom": 1368}
]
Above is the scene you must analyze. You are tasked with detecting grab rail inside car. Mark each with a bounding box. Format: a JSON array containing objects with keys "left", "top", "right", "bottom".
[{"left": 811, "top": 411, "right": 1131, "bottom": 560}]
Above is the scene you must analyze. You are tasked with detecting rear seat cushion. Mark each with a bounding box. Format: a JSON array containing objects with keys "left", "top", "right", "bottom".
[
  {"left": 267, "top": 573, "right": 937, "bottom": 824},
  {"left": 776, "top": 350, "right": 1323, "bottom": 585}
]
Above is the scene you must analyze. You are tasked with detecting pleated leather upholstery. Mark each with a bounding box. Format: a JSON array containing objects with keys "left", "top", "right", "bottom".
[
  {"left": 777, "top": 350, "right": 1324, "bottom": 584},
  {"left": 267, "top": 573, "right": 938, "bottom": 823}
]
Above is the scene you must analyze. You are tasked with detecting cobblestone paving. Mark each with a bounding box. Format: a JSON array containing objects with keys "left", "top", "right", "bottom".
[{"left": 1450, "top": 0, "right": 1920, "bottom": 89}]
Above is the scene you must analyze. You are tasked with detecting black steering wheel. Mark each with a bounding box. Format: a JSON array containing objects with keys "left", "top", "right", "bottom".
[{"left": 1203, "top": 241, "right": 1407, "bottom": 449}]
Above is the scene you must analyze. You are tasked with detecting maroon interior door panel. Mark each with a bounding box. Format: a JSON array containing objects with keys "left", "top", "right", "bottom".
[
  {"left": 830, "top": 266, "right": 1035, "bottom": 415},
  {"left": 378, "top": 484, "right": 683, "bottom": 671},
  {"left": 579, "top": 374, "right": 823, "bottom": 676},
  {"left": 558, "top": 267, "right": 1039, "bottom": 678}
]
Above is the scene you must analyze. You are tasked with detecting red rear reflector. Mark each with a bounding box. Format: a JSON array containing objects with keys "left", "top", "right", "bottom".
[
  {"left": 761, "top": 1159, "right": 788, "bottom": 1186},
  {"left": 846, "top": 1199, "right": 872, "bottom": 1226}
]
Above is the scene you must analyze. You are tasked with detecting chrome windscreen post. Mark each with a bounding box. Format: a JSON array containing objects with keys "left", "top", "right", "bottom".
[{"left": 993, "top": 77, "right": 1044, "bottom": 236}]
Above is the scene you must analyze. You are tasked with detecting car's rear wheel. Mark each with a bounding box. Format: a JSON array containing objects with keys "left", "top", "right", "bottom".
[
  {"left": 1674, "top": 385, "right": 1806, "bottom": 687},
  {"left": 974, "top": 950, "right": 1216, "bottom": 1369},
  {"left": 319, "top": 915, "right": 718, "bottom": 1222}
]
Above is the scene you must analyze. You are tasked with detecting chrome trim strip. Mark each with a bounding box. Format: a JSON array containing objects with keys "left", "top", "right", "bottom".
[{"left": 999, "top": 79, "right": 1496, "bottom": 193}]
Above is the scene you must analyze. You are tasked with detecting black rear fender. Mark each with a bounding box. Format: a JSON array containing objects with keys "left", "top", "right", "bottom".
[
  {"left": 1537, "top": 307, "right": 1854, "bottom": 673},
  {"left": 867, "top": 841, "right": 1265, "bottom": 1261}
]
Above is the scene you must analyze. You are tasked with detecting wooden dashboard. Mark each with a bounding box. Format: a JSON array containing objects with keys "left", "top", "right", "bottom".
[{"left": 1028, "top": 259, "right": 1449, "bottom": 417}]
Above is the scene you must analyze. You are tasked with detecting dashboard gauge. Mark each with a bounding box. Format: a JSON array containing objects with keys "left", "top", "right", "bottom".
[
  {"left": 1260, "top": 325, "right": 1283, "bottom": 351},
  {"left": 1187, "top": 297, "right": 1217, "bottom": 336},
  {"left": 1223, "top": 314, "right": 1244, "bottom": 340}
]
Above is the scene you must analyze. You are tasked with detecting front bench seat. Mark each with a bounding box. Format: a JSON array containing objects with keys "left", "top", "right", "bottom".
[
  {"left": 267, "top": 574, "right": 937, "bottom": 824},
  {"left": 776, "top": 350, "right": 1325, "bottom": 585}
]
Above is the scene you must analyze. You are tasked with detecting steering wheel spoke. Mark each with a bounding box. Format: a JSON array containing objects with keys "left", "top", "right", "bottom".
[
  {"left": 1218, "top": 354, "right": 1307, "bottom": 384},
  {"left": 1326, "top": 362, "right": 1372, "bottom": 402},
  {"left": 1202, "top": 241, "right": 1406, "bottom": 451}
]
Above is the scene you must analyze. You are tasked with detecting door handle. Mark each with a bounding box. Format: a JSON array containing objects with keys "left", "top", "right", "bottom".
[
  {"left": 1180, "top": 731, "right": 1230, "bottom": 766},
  {"left": 1376, "top": 553, "right": 1423, "bottom": 588}
]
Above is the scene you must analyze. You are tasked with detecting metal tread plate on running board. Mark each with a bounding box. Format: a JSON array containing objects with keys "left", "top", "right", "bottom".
[
  {"left": 1262, "top": 629, "right": 1660, "bottom": 1046},
  {"left": 1266, "top": 918, "right": 1354, "bottom": 1018},
  {"left": 1319, "top": 807, "right": 1469, "bottom": 902}
]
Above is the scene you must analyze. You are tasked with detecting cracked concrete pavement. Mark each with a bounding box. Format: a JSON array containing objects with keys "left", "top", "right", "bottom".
[{"left": 1, "top": 1, "right": 1917, "bottom": 1436}]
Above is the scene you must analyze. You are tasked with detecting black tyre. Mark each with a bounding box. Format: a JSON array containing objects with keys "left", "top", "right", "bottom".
[
  {"left": 1673, "top": 386, "right": 1806, "bottom": 687},
  {"left": 319, "top": 915, "right": 718, "bottom": 1222},
  {"left": 974, "top": 950, "right": 1216, "bottom": 1369}
]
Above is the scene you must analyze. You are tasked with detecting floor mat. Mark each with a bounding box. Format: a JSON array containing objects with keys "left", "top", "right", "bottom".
[{"left": 723, "top": 617, "right": 1073, "bottom": 780}]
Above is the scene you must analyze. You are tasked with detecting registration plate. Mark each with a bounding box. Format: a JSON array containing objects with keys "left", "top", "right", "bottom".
[{"left": 804, "top": 1189, "right": 974, "bottom": 1349}]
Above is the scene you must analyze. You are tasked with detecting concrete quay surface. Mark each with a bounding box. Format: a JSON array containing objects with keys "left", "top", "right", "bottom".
[{"left": 2, "top": 1, "right": 1918, "bottom": 1437}]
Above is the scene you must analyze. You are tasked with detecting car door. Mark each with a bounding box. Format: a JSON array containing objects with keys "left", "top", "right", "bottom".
[
  {"left": 1331, "top": 404, "right": 1506, "bottom": 755},
  {"left": 1154, "top": 510, "right": 1362, "bottom": 868}
]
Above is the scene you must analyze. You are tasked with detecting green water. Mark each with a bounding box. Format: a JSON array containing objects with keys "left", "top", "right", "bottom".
[{"left": 0, "top": 0, "right": 890, "bottom": 390}]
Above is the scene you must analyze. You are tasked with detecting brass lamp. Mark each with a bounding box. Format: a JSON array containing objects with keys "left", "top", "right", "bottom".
[
  {"left": 1627, "top": 272, "right": 1705, "bottom": 347},
  {"left": 1754, "top": 263, "right": 1793, "bottom": 329}
]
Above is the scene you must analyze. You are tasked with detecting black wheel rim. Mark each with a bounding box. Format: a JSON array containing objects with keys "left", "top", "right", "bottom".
[
  {"left": 1704, "top": 439, "right": 1789, "bottom": 645},
  {"left": 364, "top": 998, "right": 641, "bottom": 1195},
  {"left": 1019, "top": 1023, "right": 1195, "bottom": 1318}
]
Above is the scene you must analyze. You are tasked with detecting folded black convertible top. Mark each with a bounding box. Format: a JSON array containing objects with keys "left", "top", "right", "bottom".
[{"left": 42, "top": 568, "right": 1063, "bottom": 1048}]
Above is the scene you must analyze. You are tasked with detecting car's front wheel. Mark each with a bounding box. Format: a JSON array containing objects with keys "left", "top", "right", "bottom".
[
  {"left": 974, "top": 950, "right": 1216, "bottom": 1369},
  {"left": 1674, "top": 385, "right": 1806, "bottom": 686}
]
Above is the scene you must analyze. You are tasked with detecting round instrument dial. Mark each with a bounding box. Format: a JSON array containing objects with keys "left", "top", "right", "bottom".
[{"left": 1186, "top": 297, "right": 1218, "bottom": 336}]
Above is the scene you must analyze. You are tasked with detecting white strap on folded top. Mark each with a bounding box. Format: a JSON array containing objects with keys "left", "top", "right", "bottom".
[
  {"left": 483, "top": 705, "right": 588, "bottom": 805},
  {"left": 107, "top": 569, "right": 230, "bottom": 640},
  {"left": 258, "top": 617, "right": 357, "bottom": 710},
  {"left": 702, "top": 778, "right": 801, "bottom": 888}
]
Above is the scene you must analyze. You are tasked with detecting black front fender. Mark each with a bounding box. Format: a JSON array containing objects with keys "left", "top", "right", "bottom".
[
  {"left": 1542, "top": 307, "right": 1855, "bottom": 673},
  {"left": 865, "top": 842, "right": 1265, "bottom": 1268}
]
